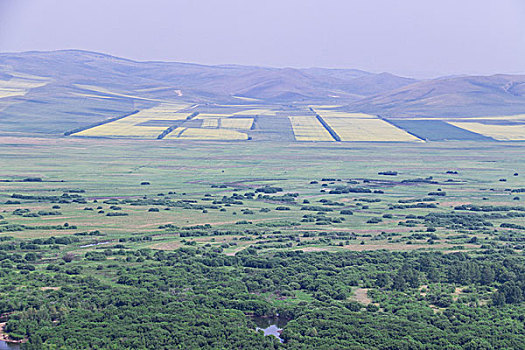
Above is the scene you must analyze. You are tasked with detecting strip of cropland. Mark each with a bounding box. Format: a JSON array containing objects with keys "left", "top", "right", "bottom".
[
  {"left": 73, "top": 103, "right": 192, "bottom": 139},
  {"left": 163, "top": 127, "right": 248, "bottom": 140},
  {"left": 449, "top": 122, "right": 525, "bottom": 141},
  {"left": 288, "top": 116, "right": 335, "bottom": 141},
  {"left": 317, "top": 113, "right": 422, "bottom": 142}
]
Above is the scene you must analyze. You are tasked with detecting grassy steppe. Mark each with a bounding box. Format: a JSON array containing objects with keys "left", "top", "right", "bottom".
[{"left": 0, "top": 137, "right": 522, "bottom": 253}]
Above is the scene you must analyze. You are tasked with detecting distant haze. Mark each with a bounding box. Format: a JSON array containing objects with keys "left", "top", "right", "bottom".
[{"left": 1, "top": 0, "right": 524, "bottom": 78}]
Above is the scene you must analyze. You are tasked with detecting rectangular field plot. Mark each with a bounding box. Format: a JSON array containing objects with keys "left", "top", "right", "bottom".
[
  {"left": 74, "top": 84, "right": 174, "bottom": 102},
  {"left": 221, "top": 118, "right": 254, "bottom": 129},
  {"left": 233, "top": 109, "right": 277, "bottom": 116},
  {"left": 74, "top": 122, "right": 167, "bottom": 138},
  {"left": 249, "top": 116, "right": 295, "bottom": 141},
  {"left": 449, "top": 122, "right": 525, "bottom": 141},
  {"left": 196, "top": 113, "right": 233, "bottom": 118},
  {"left": 0, "top": 75, "right": 49, "bottom": 99},
  {"left": 127, "top": 103, "right": 192, "bottom": 120},
  {"left": 201, "top": 118, "right": 219, "bottom": 128},
  {"left": 387, "top": 120, "right": 495, "bottom": 141},
  {"left": 449, "top": 114, "right": 525, "bottom": 122},
  {"left": 289, "top": 116, "right": 335, "bottom": 141},
  {"left": 323, "top": 118, "right": 422, "bottom": 141},
  {"left": 309, "top": 105, "right": 343, "bottom": 110},
  {"left": 164, "top": 127, "right": 248, "bottom": 140},
  {"left": 317, "top": 111, "right": 377, "bottom": 119},
  {"left": 73, "top": 103, "right": 193, "bottom": 138}
]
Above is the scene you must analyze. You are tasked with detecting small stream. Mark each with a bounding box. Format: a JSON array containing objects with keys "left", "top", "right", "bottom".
[
  {"left": 79, "top": 241, "right": 111, "bottom": 248},
  {"left": 0, "top": 341, "right": 20, "bottom": 350},
  {"left": 251, "top": 315, "right": 289, "bottom": 343}
]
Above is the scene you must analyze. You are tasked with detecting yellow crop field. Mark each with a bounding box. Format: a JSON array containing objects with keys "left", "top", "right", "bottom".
[
  {"left": 164, "top": 127, "right": 248, "bottom": 140},
  {"left": 323, "top": 118, "right": 422, "bottom": 142},
  {"left": 233, "top": 109, "right": 277, "bottom": 116},
  {"left": 201, "top": 118, "right": 219, "bottom": 128},
  {"left": 74, "top": 123, "right": 166, "bottom": 138},
  {"left": 317, "top": 111, "right": 377, "bottom": 119},
  {"left": 73, "top": 84, "right": 180, "bottom": 102},
  {"left": 289, "top": 116, "right": 335, "bottom": 141},
  {"left": 221, "top": 118, "right": 253, "bottom": 129},
  {"left": 473, "top": 114, "right": 525, "bottom": 121},
  {"left": 449, "top": 122, "right": 525, "bottom": 141},
  {"left": 196, "top": 113, "right": 232, "bottom": 118},
  {"left": 232, "top": 95, "right": 261, "bottom": 102},
  {"left": 126, "top": 103, "right": 192, "bottom": 120},
  {"left": 309, "top": 105, "right": 343, "bottom": 110},
  {"left": 71, "top": 92, "right": 117, "bottom": 99},
  {"left": 73, "top": 103, "right": 193, "bottom": 138},
  {"left": 0, "top": 76, "right": 49, "bottom": 99},
  {"left": 408, "top": 115, "right": 525, "bottom": 122}
]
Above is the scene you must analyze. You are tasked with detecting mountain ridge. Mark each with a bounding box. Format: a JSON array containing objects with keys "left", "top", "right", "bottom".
[{"left": 0, "top": 50, "right": 524, "bottom": 134}]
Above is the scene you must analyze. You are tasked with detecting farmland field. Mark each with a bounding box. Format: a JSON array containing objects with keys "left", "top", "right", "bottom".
[
  {"left": 449, "top": 122, "right": 525, "bottom": 140},
  {"left": 220, "top": 118, "right": 254, "bottom": 129},
  {"left": 289, "top": 116, "right": 334, "bottom": 141},
  {"left": 322, "top": 117, "right": 422, "bottom": 141},
  {"left": 73, "top": 84, "right": 165, "bottom": 102},
  {"left": 315, "top": 111, "right": 377, "bottom": 119},
  {"left": 0, "top": 73, "right": 49, "bottom": 98},
  {"left": 164, "top": 127, "right": 248, "bottom": 140},
  {"left": 74, "top": 103, "right": 193, "bottom": 138},
  {"left": 65, "top": 102, "right": 525, "bottom": 144},
  {"left": 201, "top": 118, "right": 220, "bottom": 128},
  {"left": 387, "top": 119, "right": 496, "bottom": 141}
]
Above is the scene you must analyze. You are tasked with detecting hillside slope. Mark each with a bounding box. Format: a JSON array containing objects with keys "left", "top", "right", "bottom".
[
  {"left": 345, "top": 74, "right": 525, "bottom": 118},
  {"left": 0, "top": 50, "right": 524, "bottom": 134}
]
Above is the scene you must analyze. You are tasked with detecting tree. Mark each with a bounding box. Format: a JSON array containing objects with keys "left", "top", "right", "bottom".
[{"left": 62, "top": 252, "right": 76, "bottom": 263}]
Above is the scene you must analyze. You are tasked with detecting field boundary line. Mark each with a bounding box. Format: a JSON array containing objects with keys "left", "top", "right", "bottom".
[
  {"left": 175, "top": 127, "right": 187, "bottom": 138},
  {"left": 312, "top": 110, "right": 341, "bottom": 141},
  {"left": 378, "top": 116, "right": 426, "bottom": 141},
  {"left": 157, "top": 112, "right": 199, "bottom": 139}
]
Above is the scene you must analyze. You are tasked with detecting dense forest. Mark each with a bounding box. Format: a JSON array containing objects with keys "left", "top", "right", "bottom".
[{"left": 0, "top": 241, "right": 523, "bottom": 349}]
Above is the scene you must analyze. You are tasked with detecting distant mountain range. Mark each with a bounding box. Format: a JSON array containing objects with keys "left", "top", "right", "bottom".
[{"left": 0, "top": 50, "right": 524, "bottom": 134}]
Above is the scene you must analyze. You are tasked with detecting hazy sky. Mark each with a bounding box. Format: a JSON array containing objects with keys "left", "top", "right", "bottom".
[{"left": 1, "top": 0, "right": 524, "bottom": 78}]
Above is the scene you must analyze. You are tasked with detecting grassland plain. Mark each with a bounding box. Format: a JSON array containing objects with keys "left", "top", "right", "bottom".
[
  {"left": 0, "top": 136, "right": 524, "bottom": 349},
  {"left": 0, "top": 136, "right": 523, "bottom": 252}
]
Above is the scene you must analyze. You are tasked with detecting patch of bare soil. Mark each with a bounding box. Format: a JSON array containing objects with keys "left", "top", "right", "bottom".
[
  {"left": 40, "top": 287, "right": 61, "bottom": 291},
  {"left": 352, "top": 288, "right": 372, "bottom": 305}
]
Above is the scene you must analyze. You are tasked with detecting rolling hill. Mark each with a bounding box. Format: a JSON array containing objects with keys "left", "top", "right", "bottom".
[
  {"left": 345, "top": 74, "right": 525, "bottom": 118},
  {"left": 0, "top": 49, "right": 524, "bottom": 135}
]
